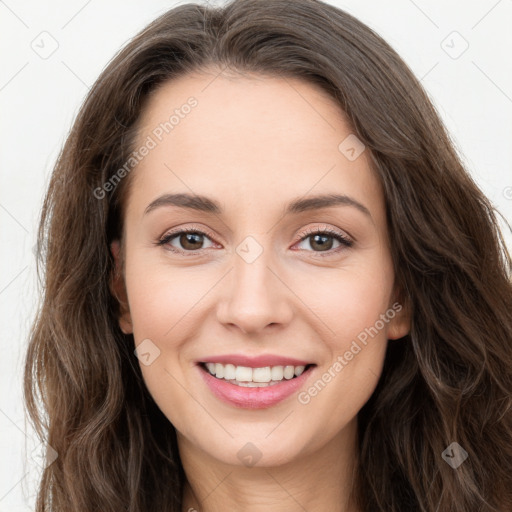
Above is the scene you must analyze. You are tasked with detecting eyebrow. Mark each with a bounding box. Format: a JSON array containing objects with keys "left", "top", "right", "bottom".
[{"left": 144, "top": 192, "right": 372, "bottom": 218}]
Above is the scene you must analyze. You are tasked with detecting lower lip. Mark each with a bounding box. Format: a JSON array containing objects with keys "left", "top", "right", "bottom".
[{"left": 197, "top": 364, "right": 316, "bottom": 409}]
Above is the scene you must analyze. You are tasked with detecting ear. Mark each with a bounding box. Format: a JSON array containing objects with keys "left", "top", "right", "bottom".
[
  {"left": 386, "top": 287, "right": 411, "bottom": 340},
  {"left": 109, "top": 240, "right": 133, "bottom": 335}
]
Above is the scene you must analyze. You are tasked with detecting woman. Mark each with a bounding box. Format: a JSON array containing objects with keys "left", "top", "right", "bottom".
[{"left": 24, "top": 0, "right": 512, "bottom": 510}]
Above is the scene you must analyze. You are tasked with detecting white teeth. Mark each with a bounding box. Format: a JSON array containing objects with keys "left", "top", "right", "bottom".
[
  {"left": 235, "top": 381, "right": 280, "bottom": 387},
  {"left": 252, "top": 366, "right": 271, "bottom": 383},
  {"left": 271, "top": 366, "right": 284, "bottom": 380},
  {"left": 224, "top": 363, "right": 236, "bottom": 380},
  {"left": 235, "top": 366, "right": 253, "bottom": 382},
  {"left": 283, "top": 365, "right": 295, "bottom": 379},
  {"left": 203, "top": 362, "right": 310, "bottom": 384},
  {"left": 294, "top": 365, "right": 305, "bottom": 377},
  {"left": 215, "top": 363, "right": 224, "bottom": 379}
]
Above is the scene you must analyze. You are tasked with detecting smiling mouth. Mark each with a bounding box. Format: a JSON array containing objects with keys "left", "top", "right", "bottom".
[{"left": 199, "top": 362, "right": 316, "bottom": 387}]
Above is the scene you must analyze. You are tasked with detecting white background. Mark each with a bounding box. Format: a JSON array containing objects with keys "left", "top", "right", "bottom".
[{"left": 1, "top": 0, "right": 511, "bottom": 510}]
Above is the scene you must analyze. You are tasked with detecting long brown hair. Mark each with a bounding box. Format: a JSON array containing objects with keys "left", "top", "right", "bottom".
[{"left": 24, "top": 0, "right": 512, "bottom": 510}]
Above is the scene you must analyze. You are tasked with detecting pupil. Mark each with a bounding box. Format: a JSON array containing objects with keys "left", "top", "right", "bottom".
[
  {"left": 311, "top": 234, "right": 333, "bottom": 251},
  {"left": 182, "top": 233, "right": 202, "bottom": 250},
  {"left": 311, "top": 235, "right": 332, "bottom": 250}
]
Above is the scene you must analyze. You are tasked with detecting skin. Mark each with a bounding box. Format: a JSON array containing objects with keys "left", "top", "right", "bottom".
[{"left": 111, "top": 68, "right": 410, "bottom": 512}]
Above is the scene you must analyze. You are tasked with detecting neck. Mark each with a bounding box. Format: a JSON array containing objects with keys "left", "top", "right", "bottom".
[{"left": 179, "top": 418, "right": 361, "bottom": 512}]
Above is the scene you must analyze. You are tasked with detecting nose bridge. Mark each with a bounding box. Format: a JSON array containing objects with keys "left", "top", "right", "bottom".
[{"left": 216, "top": 233, "right": 292, "bottom": 333}]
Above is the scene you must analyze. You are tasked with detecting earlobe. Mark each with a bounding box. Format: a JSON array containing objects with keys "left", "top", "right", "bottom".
[
  {"left": 386, "top": 285, "right": 411, "bottom": 340},
  {"left": 109, "top": 240, "right": 133, "bottom": 335},
  {"left": 387, "top": 300, "right": 411, "bottom": 340}
]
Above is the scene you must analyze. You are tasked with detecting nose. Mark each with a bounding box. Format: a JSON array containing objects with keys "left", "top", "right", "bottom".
[{"left": 216, "top": 245, "right": 293, "bottom": 335}]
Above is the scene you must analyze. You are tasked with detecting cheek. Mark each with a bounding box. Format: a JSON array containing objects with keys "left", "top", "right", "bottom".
[
  {"left": 124, "top": 254, "right": 212, "bottom": 339},
  {"left": 316, "top": 262, "right": 395, "bottom": 344},
  {"left": 295, "top": 274, "right": 393, "bottom": 437},
  {"left": 123, "top": 259, "right": 206, "bottom": 433},
  {"left": 304, "top": 253, "right": 394, "bottom": 400}
]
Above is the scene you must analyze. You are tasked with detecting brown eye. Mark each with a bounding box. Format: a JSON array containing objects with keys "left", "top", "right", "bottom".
[
  {"left": 157, "top": 229, "right": 216, "bottom": 254},
  {"left": 308, "top": 233, "right": 335, "bottom": 252},
  {"left": 179, "top": 232, "right": 205, "bottom": 250},
  {"left": 294, "top": 227, "right": 353, "bottom": 256}
]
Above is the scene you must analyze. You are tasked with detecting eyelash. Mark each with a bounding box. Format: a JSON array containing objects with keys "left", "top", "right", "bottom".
[{"left": 155, "top": 224, "right": 353, "bottom": 257}]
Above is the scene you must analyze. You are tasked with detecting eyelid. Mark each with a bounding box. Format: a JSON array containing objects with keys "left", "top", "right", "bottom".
[
  {"left": 293, "top": 224, "right": 353, "bottom": 245},
  {"left": 159, "top": 223, "right": 217, "bottom": 241},
  {"left": 156, "top": 223, "right": 219, "bottom": 252}
]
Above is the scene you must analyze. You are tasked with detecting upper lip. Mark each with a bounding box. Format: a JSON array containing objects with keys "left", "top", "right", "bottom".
[{"left": 197, "top": 354, "right": 314, "bottom": 368}]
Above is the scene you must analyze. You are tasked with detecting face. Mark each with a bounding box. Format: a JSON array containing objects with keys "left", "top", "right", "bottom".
[{"left": 111, "top": 70, "right": 410, "bottom": 468}]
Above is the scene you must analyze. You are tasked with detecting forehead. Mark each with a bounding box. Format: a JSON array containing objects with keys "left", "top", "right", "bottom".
[{"left": 126, "top": 71, "right": 383, "bottom": 220}]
